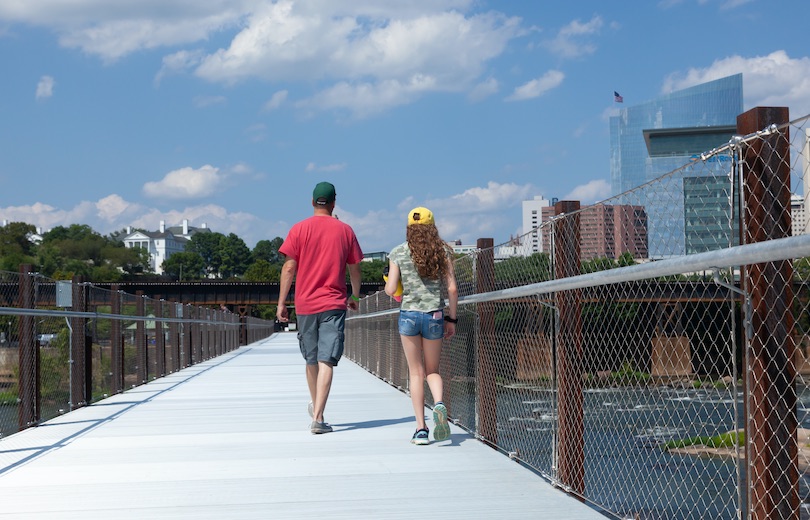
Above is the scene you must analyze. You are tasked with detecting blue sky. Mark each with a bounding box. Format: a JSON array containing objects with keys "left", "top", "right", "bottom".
[{"left": 1, "top": 0, "right": 809, "bottom": 254}]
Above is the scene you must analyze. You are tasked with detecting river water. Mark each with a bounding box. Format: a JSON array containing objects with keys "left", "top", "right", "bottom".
[{"left": 488, "top": 382, "right": 810, "bottom": 520}]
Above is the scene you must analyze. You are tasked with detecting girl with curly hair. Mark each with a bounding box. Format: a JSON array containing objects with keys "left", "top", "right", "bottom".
[{"left": 385, "top": 207, "right": 458, "bottom": 445}]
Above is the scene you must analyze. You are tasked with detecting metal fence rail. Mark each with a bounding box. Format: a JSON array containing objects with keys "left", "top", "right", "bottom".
[
  {"left": 1, "top": 270, "right": 276, "bottom": 439},
  {"left": 346, "top": 108, "right": 810, "bottom": 520}
]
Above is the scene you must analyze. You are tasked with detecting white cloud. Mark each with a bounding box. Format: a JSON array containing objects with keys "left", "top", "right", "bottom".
[
  {"left": 468, "top": 77, "right": 499, "bottom": 102},
  {"left": 305, "top": 162, "right": 347, "bottom": 172},
  {"left": 193, "top": 95, "right": 227, "bottom": 108},
  {"left": 142, "top": 165, "right": 224, "bottom": 199},
  {"left": 35, "top": 75, "right": 55, "bottom": 99},
  {"left": 244, "top": 123, "right": 268, "bottom": 142},
  {"left": 544, "top": 15, "right": 603, "bottom": 59},
  {"left": 55, "top": 8, "right": 244, "bottom": 64},
  {"left": 505, "top": 70, "right": 564, "bottom": 101},
  {"left": 601, "top": 106, "right": 621, "bottom": 120},
  {"left": 155, "top": 49, "right": 205, "bottom": 85},
  {"left": 0, "top": 195, "right": 286, "bottom": 248},
  {"left": 296, "top": 78, "right": 433, "bottom": 118},
  {"left": 564, "top": 179, "right": 611, "bottom": 203},
  {"left": 263, "top": 90, "right": 288, "bottom": 111},
  {"left": 720, "top": 0, "right": 755, "bottom": 9},
  {"left": 0, "top": 197, "right": 142, "bottom": 237},
  {"left": 662, "top": 50, "right": 810, "bottom": 118},
  {"left": 1, "top": 180, "right": 540, "bottom": 254},
  {"left": 332, "top": 181, "right": 537, "bottom": 251},
  {"left": 1, "top": 2, "right": 525, "bottom": 117},
  {"left": 195, "top": 7, "right": 519, "bottom": 84},
  {"left": 194, "top": 4, "right": 521, "bottom": 116},
  {"left": 423, "top": 181, "right": 533, "bottom": 243}
]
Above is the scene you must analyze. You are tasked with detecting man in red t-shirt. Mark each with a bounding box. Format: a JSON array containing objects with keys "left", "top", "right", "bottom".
[{"left": 277, "top": 181, "right": 363, "bottom": 434}]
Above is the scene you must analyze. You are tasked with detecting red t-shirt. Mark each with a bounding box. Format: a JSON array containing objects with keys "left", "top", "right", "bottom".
[{"left": 279, "top": 215, "right": 363, "bottom": 315}]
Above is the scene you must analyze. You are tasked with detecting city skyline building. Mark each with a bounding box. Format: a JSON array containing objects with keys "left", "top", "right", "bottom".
[
  {"left": 609, "top": 74, "right": 743, "bottom": 258},
  {"left": 522, "top": 195, "right": 551, "bottom": 255},
  {"left": 541, "top": 203, "right": 648, "bottom": 262}
]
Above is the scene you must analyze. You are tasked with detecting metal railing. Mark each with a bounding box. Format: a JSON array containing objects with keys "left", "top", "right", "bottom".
[
  {"left": 346, "top": 108, "right": 810, "bottom": 520},
  {"left": 1, "top": 271, "right": 276, "bottom": 439}
]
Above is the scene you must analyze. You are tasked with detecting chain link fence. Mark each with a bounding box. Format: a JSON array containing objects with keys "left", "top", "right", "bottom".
[
  {"left": 346, "top": 108, "right": 810, "bottom": 520},
  {"left": 1, "top": 271, "right": 276, "bottom": 440}
]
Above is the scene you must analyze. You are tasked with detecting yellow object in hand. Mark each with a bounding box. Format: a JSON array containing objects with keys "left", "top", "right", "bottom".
[{"left": 383, "top": 268, "right": 403, "bottom": 302}]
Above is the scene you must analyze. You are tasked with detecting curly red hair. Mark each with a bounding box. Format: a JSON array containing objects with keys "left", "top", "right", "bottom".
[{"left": 406, "top": 223, "right": 451, "bottom": 280}]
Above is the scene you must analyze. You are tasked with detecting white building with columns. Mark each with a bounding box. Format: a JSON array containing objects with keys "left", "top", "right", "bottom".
[{"left": 123, "top": 219, "right": 209, "bottom": 274}]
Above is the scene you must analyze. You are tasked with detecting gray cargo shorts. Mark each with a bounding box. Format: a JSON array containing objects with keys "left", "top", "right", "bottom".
[{"left": 296, "top": 309, "right": 346, "bottom": 366}]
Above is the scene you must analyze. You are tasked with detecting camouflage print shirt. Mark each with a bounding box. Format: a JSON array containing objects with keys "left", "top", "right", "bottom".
[{"left": 389, "top": 242, "right": 443, "bottom": 312}]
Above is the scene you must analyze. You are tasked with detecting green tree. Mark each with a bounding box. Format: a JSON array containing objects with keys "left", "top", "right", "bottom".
[
  {"left": 37, "top": 224, "right": 151, "bottom": 280},
  {"left": 42, "top": 224, "right": 108, "bottom": 269},
  {"left": 162, "top": 252, "right": 205, "bottom": 280},
  {"left": 617, "top": 252, "right": 637, "bottom": 267},
  {"left": 252, "top": 237, "right": 284, "bottom": 264},
  {"left": 0, "top": 221, "right": 37, "bottom": 256},
  {"left": 186, "top": 231, "right": 225, "bottom": 277},
  {"left": 101, "top": 244, "right": 151, "bottom": 276},
  {"left": 37, "top": 243, "right": 64, "bottom": 277},
  {"left": 494, "top": 252, "right": 551, "bottom": 284},
  {"left": 359, "top": 259, "right": 386, "bottom": 285},
  {"left": 582, "top": 256, "right": 618, "bottom": 274},
  {"left": 106, "top": 228, "right": 132, "bottom": 243},
  {"left": 219, "top": 233, "right": 251, "bottom": 278},
  {"left": 243, "top": 259, "right": 280, "bottom": 282},
  {"left": 0, "top": 222, "right": 38, "bottom": 270},
  {"left": 795, "top": 257, "right": 810, "bottom": 280}
]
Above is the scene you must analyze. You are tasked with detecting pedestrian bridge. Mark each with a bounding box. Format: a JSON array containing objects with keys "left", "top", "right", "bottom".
[{"left": 0, "top": 333, "right": 605, "bottom": 519}]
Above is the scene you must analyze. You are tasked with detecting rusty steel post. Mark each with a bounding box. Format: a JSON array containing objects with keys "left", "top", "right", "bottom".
[
  {"left": 154, "top": 299, "right": 165, "bottom": 378},
  {"left": 475, "top": 238, "right": 497, "bottom": 445},
  {"left": 110, "top": 285, "right": 123, "bottom": 394},
  {"left": 201, "top": 307, "right": 208, "bottom": 360},
  {"left": 553, "top": 200, "right": 585, "bottom": 496},
  {"left": 70, "top": 275, "right": 87, "bottom": 410},
  {"left": 169, "top": 301, "right": 179, "bottom": 373},
  {"left": 738, "top": 106, "right": 797, "bottom": 520},
  {"left": 239, "top": 305, "right": 250, "bottom": 346},
  {"left": 193, "top": 306, "right": 203, "bottom": 363},
  {"left": 17, "top": 264, "right": 38, "bottom": 430},
  {"left": 183, "top": 305, "right": 193, "bottom": 367},
  {"left": 135, "top": 292, "right": 147, "bottom": 384}
]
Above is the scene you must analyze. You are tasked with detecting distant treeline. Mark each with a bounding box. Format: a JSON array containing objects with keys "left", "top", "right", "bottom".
[{"left": 0, "top": 221, "right": 388, "bottom": 284}]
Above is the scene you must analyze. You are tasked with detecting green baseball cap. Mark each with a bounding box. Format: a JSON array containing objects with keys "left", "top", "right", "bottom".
[{"left": 313, "top": 182, "right": 336, "bottom": 205}]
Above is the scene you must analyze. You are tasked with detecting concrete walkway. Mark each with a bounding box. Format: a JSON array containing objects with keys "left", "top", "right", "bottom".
[{"left": 0, "top": 333, "right": 607, "bottom": 519}]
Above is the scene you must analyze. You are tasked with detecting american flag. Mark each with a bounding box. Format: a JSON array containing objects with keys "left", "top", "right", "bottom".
[{"left": 614, "top": 91, "right": 623, "bottom": 103}]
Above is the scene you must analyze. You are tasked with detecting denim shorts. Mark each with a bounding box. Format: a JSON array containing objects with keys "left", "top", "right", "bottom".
[{"left": 398, "top": 310, "right": 444, "bottom": 340}]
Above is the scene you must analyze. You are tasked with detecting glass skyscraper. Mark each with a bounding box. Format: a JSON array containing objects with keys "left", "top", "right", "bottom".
[{"left": 609, "top": 74, "right": 744, "bottom": 258}]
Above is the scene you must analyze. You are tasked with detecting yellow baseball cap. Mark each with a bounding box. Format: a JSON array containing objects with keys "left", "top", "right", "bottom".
[{"left": 408, "top": 207, "right": 434, "bottom": 226}]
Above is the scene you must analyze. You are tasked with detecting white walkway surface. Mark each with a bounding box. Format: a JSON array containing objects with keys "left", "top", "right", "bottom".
[{"left": 0, "top": 333, "right": 607, "bottom": 519}]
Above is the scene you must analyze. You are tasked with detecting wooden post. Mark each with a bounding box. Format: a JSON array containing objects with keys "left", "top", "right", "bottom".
[
  {"left": 738, "top": 106, "right": 797, "bottom": 520},
  {"left": 475, "top": 238, "right": 497, "bottom": 445},
  {"left": 553, "top": 200, "right": 585, "bottom": 496}
]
